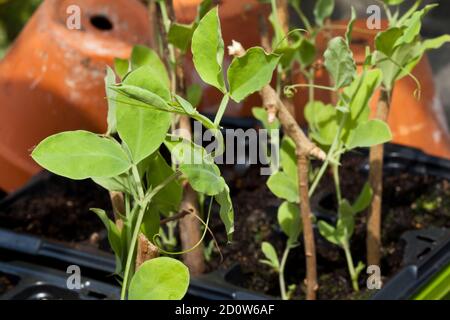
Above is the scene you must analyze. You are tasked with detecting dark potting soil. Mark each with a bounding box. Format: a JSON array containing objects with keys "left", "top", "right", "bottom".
[
  {"left": 0, "top": 173, "right": 112, "bottom": 248},
  {"left": 0, "top": 272, "right": 19, "bottom": 296},
  {"left": 206, "top": 153, "right": 450, "bottom": 300}
]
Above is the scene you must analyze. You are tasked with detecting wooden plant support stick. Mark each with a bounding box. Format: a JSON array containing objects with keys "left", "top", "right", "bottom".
[
  {"left": 229, "top": 41, "right": 325, "bottom": 300},
  {"left": 367, "top": 86, "right": 391, "bottom": 267}
]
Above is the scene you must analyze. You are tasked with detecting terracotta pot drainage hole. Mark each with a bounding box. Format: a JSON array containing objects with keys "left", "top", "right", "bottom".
[{"left": 89, "top": 15, "right": 113, "bottom": 31}]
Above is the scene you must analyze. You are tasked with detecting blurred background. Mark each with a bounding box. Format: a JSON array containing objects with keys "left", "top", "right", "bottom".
[{"left": 2, "top": 0, "right": 450, "bottom": 118}]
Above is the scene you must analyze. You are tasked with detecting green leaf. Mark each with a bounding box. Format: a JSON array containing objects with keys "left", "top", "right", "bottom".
[
  {"left": 114, "top": 58, "right": 129, "bottom": 80},
  {"left": 92, "top": 175, "right": 131, "bottom": 194},
  {"left": 128, "top": 257, "right": 189, "bottom": 300},
  {"left": 352, "top": 182, "right": 373, "bottom": 213},
  {"left": 175, "top": 95, "right": 216, "bottom": 129},
  {"left": 375, "top": 28, "right": 404, "bottom": 57},
  {"left": 228, "top": 47, "right": 280, "bottom": 102},
  {"left": 130, "top": 45, "right": 169, "bottom": 87},
  {"left": 179, "top": 164, "right": 225, "bottom": 196},
  {"left": 261, "top": 242, "right": 280, "bottom": 270},
  {"left": 346, "top": 7, "right": 356, "bottom": 44},
  {"left": 298, "top": 37, "right": 316, "bottom": 67},
  {"left": 32, "top": 131, "right": 131, "bottom": 180},
  {"left": 116, "top": 66, "right": 172, "bottom": 163},
  {"left": 165, "top": 138, "right": 225, "bottom": 196},
  {"left": 336, "top": 200, "right": 355, "bottom": 243},
  {"left": 197, "top": 0, "right": 214, "bottom": 21},
  {"left": 346, "top": 119, "right": 392, "bottom": 149},
  {"left": 191, "top": 7, "right": 226, "bottom": 92},
  {"left": 141, "top": 206, "right": 160, "bottom": 242},
  {"left": 421, "top": 35, "right": 450, "bottom": 53},
  {"left": 186, "top": 83, "right": 203, "bottom": 108},
  {"left": 280, "top": 137, "right": 297, "bottom": 178},
  {"left": 252, "top": 107, "right": 280, "bottom": 130},
  {"left": 324, "top": 37, "right": 356, "bottom": 89},
  {"left": 123, "top": 65, "right": 171, "bottom": 101},
  {"left": 168, "top": 23, "right": 194, "bottom": 53},
  {"left": 267, "top": 171, "right": 298, "bottom": 203},
  {"left": 146, "top": 152, "right": 182, "bottom": 216},
  {"left": 314, "top": 0, "right": 335, "bottom": 27},
  {"left": 397, "top": 4, "right": 437, "bottom": 45},
  {"left": 105, "top": 66, "right": 118, "bottom": 135},
  {"left": 112, "top": 84, "right": 172, "bottom": 112},
  {"left": 215, "top": 185, "right": 234, "bottom": 241},
  {"left": 90, "top": 208, "right": 122, "bottom": 266},
  {"left": 340, "top": 69, "right": 383, "bottom": 142},
  {"left": 278, "top": 201, "right": 302, "bottom": 245},
  {"left": 318, "top": 220, "right": 340, "bottom": 246},
  {"left": 304, "top": 101, "right": 338, "bottom": 146}
]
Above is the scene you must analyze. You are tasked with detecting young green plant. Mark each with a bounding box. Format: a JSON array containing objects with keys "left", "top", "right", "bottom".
[{"left": 367, "top": 0, "right": 450, "bottom": 267}]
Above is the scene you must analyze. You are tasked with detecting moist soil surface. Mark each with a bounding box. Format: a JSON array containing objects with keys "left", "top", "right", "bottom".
[
  {"left": 0, "top": 172, "right": 112, "bottom": 249},
  {"left": 206, "top": 153, "right": 450, "bottom": 300}
]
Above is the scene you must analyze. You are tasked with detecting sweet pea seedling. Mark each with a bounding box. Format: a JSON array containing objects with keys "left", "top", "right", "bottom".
[
  {"left": 32, "top": 3, "right": 282, "bottom": 300},
  {"left": 367, "top": 0, "right": 450, "bottom": 267}
]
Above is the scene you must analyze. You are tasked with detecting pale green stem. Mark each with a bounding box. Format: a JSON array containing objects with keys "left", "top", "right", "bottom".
[
  {"left": 120, "top": 172, "right": 180, "bottom": 300},
  {"left": 279, "top": 245, "right": 291, "bottom": 300},
  {"left": 287, "top": 83, "right": 336, "bottom": 92},
  {"left": 343, "top": 242, "right": 359, "bottom": 292},
  {"left": 332, "top": 161, "right": 342, "bottom": 204},
  {"left": 213, "top": 94, "right": 230, "bottom": 127}
]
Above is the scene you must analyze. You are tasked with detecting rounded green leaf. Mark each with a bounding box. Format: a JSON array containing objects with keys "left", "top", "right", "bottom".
[
  {"left": 179, "top": 164, "right": 226, "bottom": 196},
  {"left": 31, "top": 131, "right": 131, "bottom": 180},
  {"left": 267, "top": 171, "right": 298, "bottom": 203},
  {"left": 130, "top": 45, "right": 170, "bottom": 87},
  {"left": 128, "top": 257, "right": 189, "bottom": 300},
  {"left": 261, "top": 242, "right": 280, "bottom": 269},
  {"left": 227, "top": 47, "right": 280, "bottom": 102},
  {"left": 346, "top": 119, "right": 392, "bottom": 150},
  {"left": 278, "top": 201, "right": 302, "bottom": 244},
  {"left": 117, "top": 66, "right": 172, "bottom": 164},
  {"left": 191, "top": 7, "right": 225, "bottom": 92}
]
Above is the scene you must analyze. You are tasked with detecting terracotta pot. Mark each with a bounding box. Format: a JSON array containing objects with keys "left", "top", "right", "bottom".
[{"left": 0, "top": 0, "right": 152, "bottom": 192}]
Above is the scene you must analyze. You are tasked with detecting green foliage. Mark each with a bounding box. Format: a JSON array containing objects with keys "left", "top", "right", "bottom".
[
  {"left": 278, "top": 201, "right": 302, "bottom": 245},
  {"left": 191, "top": 7, "right": 226, "bottom": 92},
  {"left": 32, "top": 14, "right": 240, "bottom": 297},
  {"left": 346, "top": 119, "right": 392, "bottom": 149},
  {"left": 260, "top": 242, "right": 280, "bottom": 270},
  {"left": 228, "top": 47, "right": 280, "bottom": 102},
  {"left": 146, "top": 152, "right": 182, "bottom": 217},
  {"left": 128, "top": 257, "right": 189, "bottom": 300},
  {"left": 314, "top": 0, "right": 335, "bottom": 27},
  {"left": 267, "top": 171, "right": 298, "bottom": 203},
  {"left": 31, "top": 131, "right": 131, "bottom": 180},
  {"left": 323, "top": 37, "right": 356, "bottom": 89},
  {"left": 374, "top": 4, "right": 450, "bottom": 90}
]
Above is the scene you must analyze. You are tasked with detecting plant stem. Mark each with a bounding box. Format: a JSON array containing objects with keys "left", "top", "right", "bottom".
[
  {"left": 332, "top": 162, "right": 342, "bottom": 204},
  {"left": 120, "top": 172, "right": 180, "bottom": 300},
  {"left": 121, "top": 203, "right": 145, "bottom": 300},
  {"left": 287, "top": 83, "right": 336, "bottom": 92},
  {"left": 131, "top": 165, "right": 145, "bottom": 200},
  {"left": 343, "top": 242, "right": 359, "bottom": 292},
  {"left": 279, "top": 245, "right": 291, "bottom": 300},
  {"left": 367, "top": 86, "right": 391, "bottom": 267}
]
